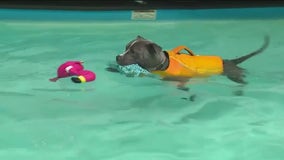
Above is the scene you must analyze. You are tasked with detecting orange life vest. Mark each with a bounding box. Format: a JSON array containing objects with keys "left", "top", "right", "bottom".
[{"left": 152, "top": 46, "right": 224, "bottom": 78}]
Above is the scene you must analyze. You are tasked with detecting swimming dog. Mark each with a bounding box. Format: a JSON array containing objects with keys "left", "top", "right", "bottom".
[{"left": 115, "top": 35, "right": 269, "bottom": 90}]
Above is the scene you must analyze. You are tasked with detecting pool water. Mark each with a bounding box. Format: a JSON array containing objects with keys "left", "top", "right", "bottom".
[{"left": 0, "top": 10, "right": 284, "bottom": 160}]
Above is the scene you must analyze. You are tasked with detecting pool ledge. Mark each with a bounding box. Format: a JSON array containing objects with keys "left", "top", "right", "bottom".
[{"left": 0, "top": 7, "right": 284, "bottom": 21}]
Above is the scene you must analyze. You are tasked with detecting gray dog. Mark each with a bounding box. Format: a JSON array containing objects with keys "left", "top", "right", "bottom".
[{"left": 113, "top": 35, "right": 269, "bottom": 92}]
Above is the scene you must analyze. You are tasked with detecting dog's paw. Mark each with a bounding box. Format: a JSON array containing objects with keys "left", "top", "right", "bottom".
[
  {"left": 181, "top": 94, "right": 197, "bottom": 102},
  {"left": 233, "top": 90, "right": 244, "bottom": 96},
  {"left": 177, "top": 86, "right": 189, "bottom": 91}
]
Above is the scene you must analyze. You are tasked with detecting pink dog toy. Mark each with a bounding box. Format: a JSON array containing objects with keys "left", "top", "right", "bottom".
[{"left": 49, "top": 61, "right": 96, "bottom": 83}]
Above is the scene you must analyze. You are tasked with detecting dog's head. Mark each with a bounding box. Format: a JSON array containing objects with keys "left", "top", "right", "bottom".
[{"left": 116, "top": 36, "right": 165, "bottom": 72}]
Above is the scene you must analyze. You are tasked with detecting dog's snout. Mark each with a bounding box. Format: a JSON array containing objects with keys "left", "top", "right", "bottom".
[{"left": 116, "top": 55, "right": 121, "bottom": 62}]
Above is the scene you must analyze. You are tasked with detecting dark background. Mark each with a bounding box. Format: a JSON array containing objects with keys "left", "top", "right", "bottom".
[{"left": 0, "top": 0, "right": 284, "bottom": 10}]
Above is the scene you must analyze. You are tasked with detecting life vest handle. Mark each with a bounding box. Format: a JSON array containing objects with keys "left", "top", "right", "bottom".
[{"left": 171, "top": 45, "right": 195, "bottom": 56}]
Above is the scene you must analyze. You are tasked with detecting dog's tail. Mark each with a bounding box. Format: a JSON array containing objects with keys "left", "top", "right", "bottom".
[{"left": 230, "top": 35, "right": 269, "bottom": 65}]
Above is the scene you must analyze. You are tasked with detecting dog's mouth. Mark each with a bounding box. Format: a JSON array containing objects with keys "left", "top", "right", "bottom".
[{"left": 116, "top": 55, "right": 135, "bottom": 66}]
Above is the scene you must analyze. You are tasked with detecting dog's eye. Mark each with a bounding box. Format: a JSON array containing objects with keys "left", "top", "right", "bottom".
[{"left": 125, "top": 40, "right": 136, "bottom": 50}]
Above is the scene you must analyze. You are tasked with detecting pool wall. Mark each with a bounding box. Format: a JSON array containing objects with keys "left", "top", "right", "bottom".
[
  {"left": 1, "top": 7, "right": 284, "bottom": 21},
  {"left": 1, "top": 0, "right": 284, "bottom": 10}
]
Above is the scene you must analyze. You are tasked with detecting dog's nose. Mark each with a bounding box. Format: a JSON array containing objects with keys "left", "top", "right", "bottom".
[{"left": 116, "top": 55, "right": 121, "bottom": 62}]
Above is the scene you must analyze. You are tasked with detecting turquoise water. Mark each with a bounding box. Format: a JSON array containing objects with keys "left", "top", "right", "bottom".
[{"left": 1, "top": 9, "right": 284, "bottom": 160}]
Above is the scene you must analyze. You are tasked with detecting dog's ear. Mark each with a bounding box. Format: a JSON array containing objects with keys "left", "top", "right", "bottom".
[
  {"left": 146, "top": 43, "right": 162, "bottom": 56},
  {"left": 137, "top": 35, "right": 145, "bottom": 40}
]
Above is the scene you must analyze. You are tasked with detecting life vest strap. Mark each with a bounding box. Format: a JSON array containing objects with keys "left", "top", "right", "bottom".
[{"left": 171, "top": 45, "right": 195, "bottom": 56}]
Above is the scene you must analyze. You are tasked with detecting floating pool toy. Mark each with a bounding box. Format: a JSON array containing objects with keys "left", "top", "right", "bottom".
[
  {"left": 49, "top": 61, "right": 96, "bottom": 83},
  {"left": 70, "top": 69, "right": 96, "bottom": 83},
  {"left": 118, "top": 64, "right": 150, "bottom": 77},
  {"left": 107, "top": 63, "right": 150, "bottom": 77}
]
